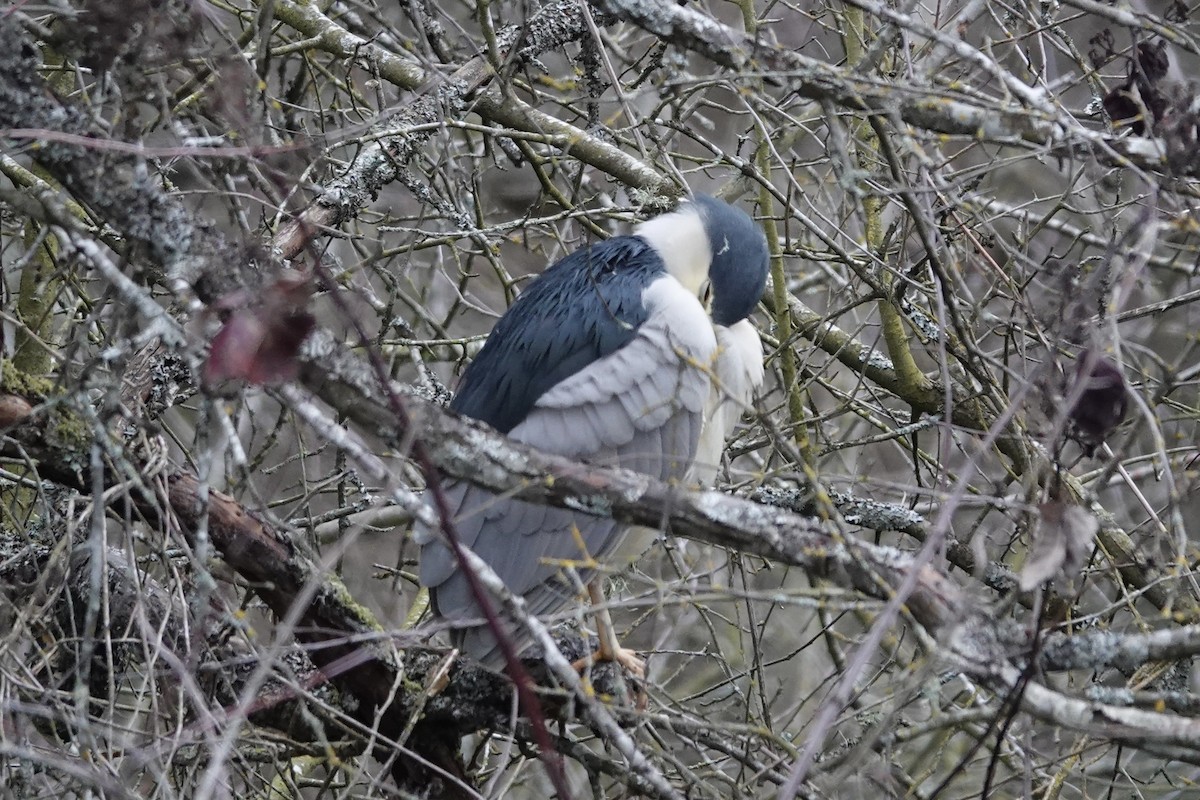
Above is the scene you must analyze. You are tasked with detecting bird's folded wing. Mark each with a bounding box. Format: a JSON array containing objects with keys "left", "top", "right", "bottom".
[{"left": 510, "top": 293, "right": 715, "bottom": 471}]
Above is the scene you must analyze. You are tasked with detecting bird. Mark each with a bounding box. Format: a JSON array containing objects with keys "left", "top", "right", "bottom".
[{"left": 416, "top": 194, "right": 769, "bottom": 672}]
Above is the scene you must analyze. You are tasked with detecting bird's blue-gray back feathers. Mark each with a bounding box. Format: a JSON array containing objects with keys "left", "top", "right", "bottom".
[{"left": 451, "top": 236, "right": 665, "bottom": 433}]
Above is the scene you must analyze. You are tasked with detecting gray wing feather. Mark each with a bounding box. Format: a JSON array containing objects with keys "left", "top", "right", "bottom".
[
  {"left": 417, "top": 481, "right": 496, "bottom": 587},
  {"left": 419, "top": 280, "right": 717, "bottom": 667}
]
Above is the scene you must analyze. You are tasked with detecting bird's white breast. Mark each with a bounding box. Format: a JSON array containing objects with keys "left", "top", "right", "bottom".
[
  {"left": 692, "top": 319, "right": 765, "bottom": 486},
  {"left": 639, "top": 275, "right": 720, "bottom": 358}
]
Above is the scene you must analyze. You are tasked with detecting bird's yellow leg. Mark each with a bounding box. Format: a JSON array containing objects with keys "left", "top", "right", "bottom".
[{"left": 571, "top": 579, "right": 645, "bottom": 679}]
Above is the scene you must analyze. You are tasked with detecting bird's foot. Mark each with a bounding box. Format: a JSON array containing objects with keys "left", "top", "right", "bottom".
[
  {"left": 576, "top": 579, "right": 647, "bottom": 706},
  {"left": 571, "top": 643, "right": 645, "bottom": 680},
  {"left": 571, "top": 643, "right": 647, "bottom": 710}
]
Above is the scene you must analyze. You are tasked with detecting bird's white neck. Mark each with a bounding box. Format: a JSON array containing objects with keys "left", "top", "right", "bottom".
[{"left": 635, "top": 207, "right": 712, "bottom": 296}]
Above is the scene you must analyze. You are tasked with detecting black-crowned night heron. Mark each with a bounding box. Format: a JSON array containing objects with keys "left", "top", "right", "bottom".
[{"left": 417, "top": 194, "right": 769, "bottom": 672}]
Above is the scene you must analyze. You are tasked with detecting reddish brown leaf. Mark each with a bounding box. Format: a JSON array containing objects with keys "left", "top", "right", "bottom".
[{"left": 202, "top": 272, "right": 316, "bottom": 388}]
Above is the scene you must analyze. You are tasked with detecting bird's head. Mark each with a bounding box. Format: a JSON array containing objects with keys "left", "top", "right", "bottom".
[
  {"left": 635, "top": 194, "right": 769, "bottom": 326},
  {"left": 690, "top": 194, "right": 769, "bottom": 326}
]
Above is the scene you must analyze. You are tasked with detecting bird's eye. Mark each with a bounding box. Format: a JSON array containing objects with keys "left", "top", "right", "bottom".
[{"left": 701, "top": 281, "right": 713, "bottom": 309}]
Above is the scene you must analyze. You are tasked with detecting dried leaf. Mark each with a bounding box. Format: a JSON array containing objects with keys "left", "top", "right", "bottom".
[
  {"left": 1019, "top": 502, "right": 1100, "bottom": 591},
  {"left": 1069, "top": 351, "right": 1127, "bottom": 456},
  {"left": 0, "top": 394, "right": 33, "bottom": 429},
  {"left": 203, "top": 273, "right": 316, "bottom": 388},
  {"left": 1133, "top": 41, "right": 1169, "bottom": 85},
  {"left": 1101, "top": 41, "right": 1170, "bottom": 135}
]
